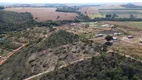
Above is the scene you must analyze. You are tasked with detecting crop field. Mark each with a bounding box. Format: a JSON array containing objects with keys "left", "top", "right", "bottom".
[
  {"left": 79, "top": 4, "right": 142, "bottom": 19},
  {"left": 4, "top": 8, "right": 78, "bottom": 22},
  {"left": 79, "top": 7, "right": 105, "bottom": 19}
]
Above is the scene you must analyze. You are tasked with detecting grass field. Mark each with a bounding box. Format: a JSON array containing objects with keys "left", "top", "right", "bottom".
[
  {"left": 4, "top": 8, "right": 78, "bottom": 22},
  {"left": 99, "top": 9, "right": 142, "bottom": 18},
  {"left": 80, "top": 7, "right": 105, "bottom": 19},
  {"left": 103, "top": 21, "right": 142, "bottom": 29},
  {"left": 96, "top": 4, "right": 125, "bottom": 9}
]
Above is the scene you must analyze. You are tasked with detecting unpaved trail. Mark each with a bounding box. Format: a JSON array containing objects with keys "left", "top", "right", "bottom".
[
  {"left": 24, "top": 57, "right": 93, "bottom": 80},
  {"left": 118, "top": 52, "right": 142, "bottom": 63},
  {"left": 0, "top": 43, "right": 28, "bottom": 65}
]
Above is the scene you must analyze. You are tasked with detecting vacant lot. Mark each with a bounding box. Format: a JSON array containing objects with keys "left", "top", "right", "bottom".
[{"left": 4, "top": 8, "right": 78, "bottom": 22}]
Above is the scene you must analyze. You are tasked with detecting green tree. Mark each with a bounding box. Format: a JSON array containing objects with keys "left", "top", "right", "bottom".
[{"left": 105, "top": 35, "right": 113, "bottom": 42}]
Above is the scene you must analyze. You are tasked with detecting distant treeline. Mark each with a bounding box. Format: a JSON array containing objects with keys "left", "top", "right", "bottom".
[
  {"left": 0, "top": 6, "right": 4, "bottom": 10},
  {"left": 93, "top": 18, "right": 142, "bottom": 21},
  {"left": 56, "top": 6, "right": 79, "bottom": 13}
]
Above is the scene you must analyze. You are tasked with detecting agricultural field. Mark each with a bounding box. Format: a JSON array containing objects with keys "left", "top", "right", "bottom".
[
  {"left": 79, "top": 7, "right": 105, "bottom": 19},
  {"left": 4, "top": 8, "right": 78, "bottom": 22},
  {"left": 79, "top": 4, "right": 142, "bottom": 19}
]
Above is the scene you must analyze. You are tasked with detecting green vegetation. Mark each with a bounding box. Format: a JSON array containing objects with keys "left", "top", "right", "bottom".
[
  {"left": 88, "top": 13, "right": 105, "bottom": 20},
  {"left": 0, "top": 10, "right": 34, "bottom": 34},
  {"left": 40, "top": 53, "right": 142, "bottom": 80},
  {"left": 0, "top": 38, "right": 21, "bottom": 56},
  {"left": 0, "top": 30, "right": 102, "bottom": 80},
  {"left": 56, "top": 7, "right": 79, "bottom": 13},
  {"left": 44, "top": 30, "right": 79, "bottom": 48}
]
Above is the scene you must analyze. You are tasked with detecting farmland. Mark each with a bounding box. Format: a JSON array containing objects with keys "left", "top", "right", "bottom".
[
  {"left": 4, "top": 8, "right": 78, "bottom": 22},
  {"left": 78, "top": 4, "right": 142, "bottom": 19},
  {"left": 79, "top": 7, "right": 105, "bottom": 19}
]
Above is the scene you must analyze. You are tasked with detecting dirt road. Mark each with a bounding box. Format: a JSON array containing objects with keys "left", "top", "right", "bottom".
[
  {"left": 0, "top": 43, "right": 28, "bottom": 65},
  {"left": 24, "top": 56, "right": 93, "bottom": 80}
]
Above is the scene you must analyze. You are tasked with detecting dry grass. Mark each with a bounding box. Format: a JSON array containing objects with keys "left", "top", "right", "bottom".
[
  {"left": 4, "top": 8, "right": 78, "bottom": 22},
  {"left": 112, "top": 42, "right": 142, "bottom": 59},
  {"left": 103, "top": 21, "right": 142, "bottom": 30}
]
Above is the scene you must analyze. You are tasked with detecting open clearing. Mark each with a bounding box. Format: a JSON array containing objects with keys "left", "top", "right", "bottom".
[
  {"left": 57, "top": 21, "right": 142, "bottom": 59},
  {"left": 4, "top": 8, "right": 78, "bottom": 22}
]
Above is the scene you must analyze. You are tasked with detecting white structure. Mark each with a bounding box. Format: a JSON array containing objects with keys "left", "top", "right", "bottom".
[
  {"left": 114, "top": 32, "right": 121, "bottom": 36},
  {"left": 113, "top": 37, "right": 118, "bottom": 40},
  {"left": 95, "top": 34, "right": 104, "bottom": 37}
]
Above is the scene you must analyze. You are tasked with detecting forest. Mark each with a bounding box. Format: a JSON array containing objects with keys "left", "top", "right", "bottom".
[{"left": 0, "top": 10, "right": 34, "bottom": 34}]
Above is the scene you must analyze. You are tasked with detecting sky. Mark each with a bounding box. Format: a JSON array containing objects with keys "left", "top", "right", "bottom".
[{"left": 0, "top": 0, "right": 142, "bottom": 3}]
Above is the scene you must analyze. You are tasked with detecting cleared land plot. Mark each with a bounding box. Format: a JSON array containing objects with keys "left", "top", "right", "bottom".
[{"left": 4, "top": 8, "right": 78, "bottom": 22}]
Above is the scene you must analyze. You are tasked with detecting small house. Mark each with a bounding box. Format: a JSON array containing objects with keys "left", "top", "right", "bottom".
[{"left": 113, "top": 37, "right": 118, "bottom": 40}]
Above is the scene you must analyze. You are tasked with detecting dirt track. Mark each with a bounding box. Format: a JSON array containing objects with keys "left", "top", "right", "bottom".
[
  {"left": 0, "top": 43, "right": 28, "bottom": 65},
  {"left": 24, "top": 56, "right": 93, "bottom": 80}
]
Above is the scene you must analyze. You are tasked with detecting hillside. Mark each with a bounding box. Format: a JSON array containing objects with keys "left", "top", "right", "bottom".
[
  {"left": 0, "top": 30, "right": 102, "bottom": 80},
  {"left": 0, "top": 10, "right": 34, "bottom": 33},
  {"left": 40, "top": 53, "right": 142, "bottom": 80}
]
